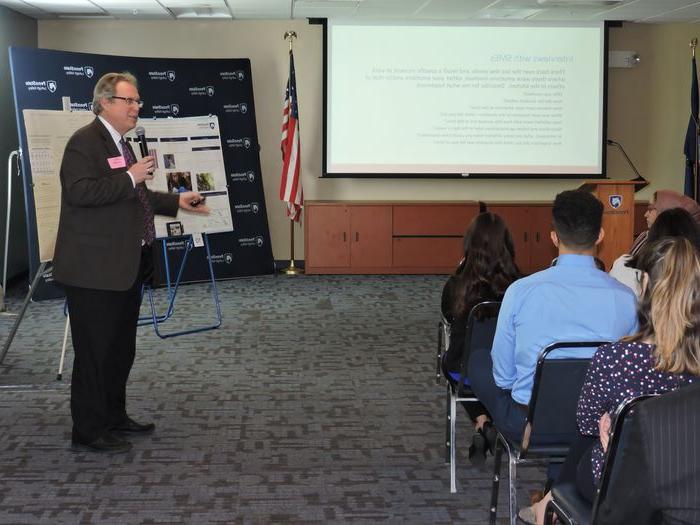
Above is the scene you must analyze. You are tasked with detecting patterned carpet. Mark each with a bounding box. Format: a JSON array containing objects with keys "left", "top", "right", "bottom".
[{"left": 0, "top": 275, "right": 545, "bottom": 524}]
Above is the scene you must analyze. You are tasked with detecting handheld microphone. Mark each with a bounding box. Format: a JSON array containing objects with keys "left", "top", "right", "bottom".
[{"left": 135, "top": 126, "right": 149, "bottom": 158}]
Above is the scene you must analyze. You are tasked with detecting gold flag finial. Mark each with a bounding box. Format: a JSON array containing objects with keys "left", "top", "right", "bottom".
[
  {"left": 284, "top": 30, "right": 297, "bottom": 52},
  {"left": 692, "top": 38, "right": 698, "bottom": 58}
]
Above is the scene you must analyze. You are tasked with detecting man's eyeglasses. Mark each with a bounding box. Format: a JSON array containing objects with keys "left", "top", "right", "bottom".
[{"left": 111, "top": 96, "right": 144, "bottom": 108}]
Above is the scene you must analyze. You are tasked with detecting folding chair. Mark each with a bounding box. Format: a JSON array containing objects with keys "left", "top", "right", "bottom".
[
  {"left": 544, "top": 394, "right": 657, "bottom": 525},
  {"left": 441, "top": 301, "right": 501, "bottom": 493},
  {"left": 489, "top": 341, "right": 608, "bottom": 525}
]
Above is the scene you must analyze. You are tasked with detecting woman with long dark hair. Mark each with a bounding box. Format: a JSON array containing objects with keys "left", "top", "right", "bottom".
[{"left": 441, "top": 212, "right": 520, "bottom": 461}]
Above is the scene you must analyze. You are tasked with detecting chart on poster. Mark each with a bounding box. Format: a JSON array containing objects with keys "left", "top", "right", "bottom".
[
  {"left": 22, "top": 109, "right": 94, "bottom": 262},
  {"left": 126, "top": 115, "right": 234, "bottom": 238}
]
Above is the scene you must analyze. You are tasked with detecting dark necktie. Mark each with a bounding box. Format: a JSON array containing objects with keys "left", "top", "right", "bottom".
[{"left": 120, "top": 138, "right": 156, "bottom": 246}]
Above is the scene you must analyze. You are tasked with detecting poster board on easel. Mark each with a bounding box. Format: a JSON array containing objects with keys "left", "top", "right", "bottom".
[{"left": 22, "top": 110, "right": 235, "bottom": 264}]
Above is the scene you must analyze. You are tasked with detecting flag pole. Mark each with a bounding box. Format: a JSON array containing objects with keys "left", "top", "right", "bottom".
[
  {"left": 693, "top": 38, "right": 699, "bottom": 202},
  {"left": 281, "top": 30, "right": 303, "bottom": 275}
]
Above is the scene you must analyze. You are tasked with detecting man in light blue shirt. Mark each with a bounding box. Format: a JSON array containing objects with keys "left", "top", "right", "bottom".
[{"left": 469, "top": 190, "right": 638, "bottom": 442}]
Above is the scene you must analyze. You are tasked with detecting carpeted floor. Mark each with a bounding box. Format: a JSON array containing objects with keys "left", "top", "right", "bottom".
[{"left": 0, "top": 275, "right": 545, "bottom": 524}]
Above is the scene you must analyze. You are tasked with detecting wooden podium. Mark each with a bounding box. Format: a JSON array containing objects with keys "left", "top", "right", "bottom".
[{"left": 579, "top": 180, "right": 646, "bottom": 271}]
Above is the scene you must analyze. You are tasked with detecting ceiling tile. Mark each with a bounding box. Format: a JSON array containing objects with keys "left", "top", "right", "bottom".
[
  {"left": 415, "top": 0, "right": 500, "bottom": 18},
  {"left": 23, "top": 0, "right": 103, "bottom": 13},
  {"left": 293, "top": 0, "right": 359, "bottom": 18}
]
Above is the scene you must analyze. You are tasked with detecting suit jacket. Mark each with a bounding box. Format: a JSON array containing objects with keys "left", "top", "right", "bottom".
[
  {"left": 596, "top": 382, "right": 700, "bottom": 525},
  {"left": 53, "top": 118, "right": 179, "bottom": 291}
]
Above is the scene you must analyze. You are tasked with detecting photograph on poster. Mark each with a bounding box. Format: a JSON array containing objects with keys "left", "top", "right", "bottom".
[
  {"left": 125, "top": 115, "right": 234, "bottom": 237},
  {"left": 196, "top": 172, "right": 215, "bottom": 191},
  {"left": 166, "top": 171, "right": 193, "bottom": 193},
  {"left": 166, "top": 221, "right": 184, "bottom": 237}
]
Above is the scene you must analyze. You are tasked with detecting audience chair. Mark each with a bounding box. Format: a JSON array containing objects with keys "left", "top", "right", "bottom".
[
  {"left": 543, "top": 394, "right": 657, "bottom": 525},
  {"left": 489, "top": 341, "right": 608, "bottom": 525},
  {"left": 442, "top": 301, "right": 501, "bottom": 493},
  {"left": 436, "top": 314, "right": 450, "bottom": 386}
]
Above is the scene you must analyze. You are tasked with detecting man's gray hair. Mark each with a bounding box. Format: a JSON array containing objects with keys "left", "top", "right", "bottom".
[{"left": 91, "top": 72, "right": 138, "bottom": 115}]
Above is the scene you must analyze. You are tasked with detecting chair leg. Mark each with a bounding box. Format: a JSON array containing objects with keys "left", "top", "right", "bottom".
[
  {"left": 507, "top": 444, "right": 518, "bottom": 525},
  {"left": 489, "top": 438, "right": 503, "bottom": 525},
  {"left": 445, "top": 386, "right": 451, "bottom": 464},
  {"left": 543, "top": 499, "right": 556, "bottom": 525},
  {"left": 449, "top": 389, "right": 458, "bottom": 493}
]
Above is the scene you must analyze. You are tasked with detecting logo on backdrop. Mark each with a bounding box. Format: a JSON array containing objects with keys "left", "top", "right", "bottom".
[
  {"left": 224, "top": 103, "right": 248, "bottom": 114},
  {"left": 152, "top": 103, "right": 180, "bottom": 116},
  {"left": 238, "top": 236, "right": 265, "bottom": 248},
  {"left": 62, "top": 65, "right": 94, "bottom": 78},
  {"left": 25, "top": 79, "right": 59, "bottom": 92},
  {"left": 226, "top": 137, "right": 253, "bottom": 150},
  {"left": 188, "top": 86, "right": 215, "bottom": 97},
  {"left": 220, "top": 70, "right": 245, "bottom": 81},
  {"left": 207, "top": 252, "right": 235, "bottom": 265},
  {"left": 234, "top": 202, "right": 260, "bottom": 214},
  {"left": 70, "top": 101, "right": 92, "bottom": 111},
  {"left": 229, "top": 171, "right": 256, "bottom": 183},
  {"left": 609, "top": 195, "right": 623, "bottom": 209},
  {"left": 148, "top": 70, "right": 176, "bottom": 82}
]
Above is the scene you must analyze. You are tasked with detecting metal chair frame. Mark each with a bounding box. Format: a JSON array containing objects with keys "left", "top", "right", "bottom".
[
  {"left": 489, "top": 341, "right": 609, "bottom": 525},
  {"left": 441, "top": 301, "right": 501, "bottom": 493},
  {"left": 544, "top": 394, "right": 658, "bottom": 525}
]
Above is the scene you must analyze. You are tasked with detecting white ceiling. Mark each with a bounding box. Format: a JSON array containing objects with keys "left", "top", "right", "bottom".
[{"left": 1, "top": 0, "right": 700, "bottom": 23}]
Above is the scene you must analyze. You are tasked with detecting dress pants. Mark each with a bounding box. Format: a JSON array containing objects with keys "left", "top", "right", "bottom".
[
  {"left": 468, "top": 347, "right": 528, "bottom": 443},
  {"left": 65, "top": 246, "right": 152, "bottom": 442}
]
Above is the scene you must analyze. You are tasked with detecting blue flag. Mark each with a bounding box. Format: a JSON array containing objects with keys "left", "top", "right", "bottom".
[{"left": 684, "top": 56, "right": 699, "bottom": 198}]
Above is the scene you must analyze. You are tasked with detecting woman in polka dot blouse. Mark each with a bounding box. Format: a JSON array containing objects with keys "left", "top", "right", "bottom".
[{"left": 520, "top": 236, "right": 700, "bottom": 525}]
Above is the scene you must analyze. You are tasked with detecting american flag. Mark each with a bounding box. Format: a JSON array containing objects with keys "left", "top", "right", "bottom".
[{"left": 280, "top": 50, "right": 303, "bottom": 221}]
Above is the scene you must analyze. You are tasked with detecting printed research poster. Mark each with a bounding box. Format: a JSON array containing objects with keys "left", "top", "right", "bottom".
[{"left": 128, "top": 115, "right": 234, "bottom": 238}]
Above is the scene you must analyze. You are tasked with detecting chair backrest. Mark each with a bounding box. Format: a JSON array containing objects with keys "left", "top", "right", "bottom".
[
  {"left": 590, "top": 394, "right": 658, "bottom": 522},
  {"left": 454, "top": 301, "right": 501, "bottom": 391},
  {"left": 522, "top": 341, "right": 608, "bottom": 454}
]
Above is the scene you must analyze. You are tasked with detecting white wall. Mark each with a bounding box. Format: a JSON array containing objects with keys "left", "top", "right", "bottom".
[{"left": 38, "top": 19, "right": 699, "bottom": 260}]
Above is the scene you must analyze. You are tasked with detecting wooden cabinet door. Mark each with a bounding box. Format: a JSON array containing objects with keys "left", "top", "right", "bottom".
[
  {"left": 350, "top": 206, "right": 393, "bottom": 267},
  {"left": 488, "top": 205, "right": 531, "bottom": 274},
  {"left": 306, "top": 205, "right": 350, "bottom": 268},
  {"left": 529, "top": 206, "right": 558, "bottom": 273}
]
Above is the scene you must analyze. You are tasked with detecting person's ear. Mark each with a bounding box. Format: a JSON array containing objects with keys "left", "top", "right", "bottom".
[
  {"left": 550, "top": 230, "right": 559, "bottom": 248},
  {"left": 595, "top": 228, "right": 605, "bottom": 246}
]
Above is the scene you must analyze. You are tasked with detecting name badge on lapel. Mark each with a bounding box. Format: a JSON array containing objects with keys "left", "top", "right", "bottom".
[{"left": 108, "top": 156, "right": 126, "bottom": 169}]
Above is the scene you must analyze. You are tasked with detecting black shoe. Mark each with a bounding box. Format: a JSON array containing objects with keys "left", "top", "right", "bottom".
[
  {"left": 110, "top": 417, "right": 155, "bottom": 434},
  {"left": 72, "top": 433, "right": 132, "bottom": 453},
  {"left": 481, "top": 421, "right": 497, "bottom": 455},
  {"left": 468, "top": 432, "right": 488, "bottom": 466}
]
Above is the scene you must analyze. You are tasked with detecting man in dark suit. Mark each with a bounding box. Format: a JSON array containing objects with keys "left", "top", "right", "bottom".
[
  {"left": 53, "top": 72, "right": 209, "bottom": 453},
  {"left": 596, "top": 382, "right": 700, "bottom": 525}
]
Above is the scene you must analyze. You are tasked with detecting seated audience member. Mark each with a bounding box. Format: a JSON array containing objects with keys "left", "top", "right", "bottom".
[
  {"left": 521, "top": 237, "right": 700, "bottom": 525},
  {"left": 468, "top": 190, "right": 638, "bottom": 446},
  {"left": 440, "top": 212, "right": 520, "bottom": 461},
  {"left": 595, "top": 382, "right": 700, "bottom": 525},
  {"left": 610, "top": 189, "right": 700, "bottom": 292}
]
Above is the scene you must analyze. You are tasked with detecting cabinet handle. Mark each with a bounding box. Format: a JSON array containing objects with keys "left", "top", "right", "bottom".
[
  {"left": 524, "top": 232, "right": 528, "bottom": 242},
  {"left": 343, "top": 232, "right": 347, "bottom": 242},
  {"left": 355, "top": 232, "right": 359, "bottom": 242}
]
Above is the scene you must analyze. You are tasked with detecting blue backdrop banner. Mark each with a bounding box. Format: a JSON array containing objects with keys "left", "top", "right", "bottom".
[{"left": 9, "top": 47, "right": 274, "bottom": 299}]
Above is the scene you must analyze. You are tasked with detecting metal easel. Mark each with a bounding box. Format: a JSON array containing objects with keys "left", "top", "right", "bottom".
[{"left": 56, "top": 232, "right": 222, "bottom": 378}]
